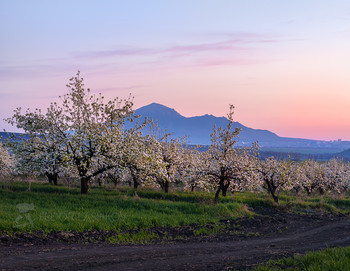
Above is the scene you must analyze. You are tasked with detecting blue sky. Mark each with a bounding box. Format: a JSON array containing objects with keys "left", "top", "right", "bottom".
[{"left": 1, "top": 1, "right": 350, "bottom": 140}]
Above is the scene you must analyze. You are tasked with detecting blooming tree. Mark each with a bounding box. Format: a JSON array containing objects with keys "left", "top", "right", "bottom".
[
  {"left": 0, "top": 143, "right": 15, "bottom": 177},
  {"left": 120, "top": 126, "right": 168, "bottom": 190},
  {"left": 258, "top": 157, "right": 293, "bottom": 203},
  {"left": 289, "top": 161, "right": 306, "bottom": 194},
  {"left": 151, "top": 134, "right": 185, "bottom": 193},
  {"left": 324, "top": 159, "right": 350, "bottom": 194},
  {"left": 7, "top": 72, "right": 140, "bottom": 194},
  {"left": 301, "top": 159, "right": 327, "bottom": 195},
  {"left": 204, "top": 105, "right": 259, "bottom": 201},
  {"left": 6, "top": 72, "right": 350, "bottom": 200},
  {"left": 181, "top": 148, "right": 213, "bottom": 192},
  {"left": 6, "top": 107, "right": 66, "bottom": 185}
]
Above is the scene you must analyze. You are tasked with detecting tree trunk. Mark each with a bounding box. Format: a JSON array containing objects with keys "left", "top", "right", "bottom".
[
  {"left": 222, "top": 182, "right": 230, "bottom": 197},
  {"left": 215, "top": 178, "right": 225, "bottom": 202},
  {"left": 45, "top": 172, "right": 58, "bottom": 186},
  {"left": 130, "top": 169, "right": 140, "bottom": 190},
  {"left": 110, "top": 173, "right": 119, "bottom": 188},
  {"left": 304, "top": 187, "right": 312, "bottom": 196},
  {"left": 265, "top": 180, "right": 279, "bottom": 204},
  {"left": 81, "top": 178, "right": 89, "bottom": 194},
  {"left": 157, "top": 178, "right": 169, "bottom": 193},
  {"left": 294, "top": 187, "right": 300, "bottom": 195},
  {"left": 46, "top": 173, "right": 52, "bottom": 185},
  {"left": 65, "top": 176, "right": 71, "bottom": 188},
  {"left": 164, "top": 180, "right": 169, "bottom": 193},
  {"left": 191, "top": 184, "right": 195, "bottom": 192},
  {"left": 272, "top": 193, "right": 279, "bottom": 203},
  {"left": 133, "top": 176, "right": 139, "bottom": 190},
  {"left": 214, "top": 186, "right": 221, "bottom": 202}
]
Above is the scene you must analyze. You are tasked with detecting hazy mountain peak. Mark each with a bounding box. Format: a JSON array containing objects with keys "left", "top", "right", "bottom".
[
  {"left": 135, "top": 103, "right": 277, "bottom": 145},
  {"left": 134, "top": 103, "right": 350, "bottom": 151},
  {"left": 136, "top": 103, "right": 183, "bottom": 119}
]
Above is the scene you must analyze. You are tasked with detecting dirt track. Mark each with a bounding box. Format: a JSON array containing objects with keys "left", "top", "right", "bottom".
[{"left": 1, "top": 211, "right": 349, "bottom": 270}]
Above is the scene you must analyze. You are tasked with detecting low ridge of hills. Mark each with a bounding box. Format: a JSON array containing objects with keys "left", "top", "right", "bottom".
[
  {"left": 135, "top": 103, "right": 350, "bottom": 153},
  {"left": 136, "top": 103, "right": 279, "bottom": 146}
]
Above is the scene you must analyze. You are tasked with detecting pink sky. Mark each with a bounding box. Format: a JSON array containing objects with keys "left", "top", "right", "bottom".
[{"left": 1, "top": 1, "right": 350, "bottom": 141}]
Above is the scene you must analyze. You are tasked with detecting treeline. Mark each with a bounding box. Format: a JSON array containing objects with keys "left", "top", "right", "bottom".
[
  {"left": 258, "top": 151, "right": 349, "bottom": 162},
  {"left": 0, "top": 72, "right": 349, "bottom": 203}
]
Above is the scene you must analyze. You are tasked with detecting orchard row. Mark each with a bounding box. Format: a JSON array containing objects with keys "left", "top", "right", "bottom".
[{"left": 1, "top": 72, "right": 349, "bottom": 202}]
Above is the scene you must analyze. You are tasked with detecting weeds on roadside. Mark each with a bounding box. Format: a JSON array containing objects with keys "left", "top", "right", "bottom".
[{"left": 252, "top": 246, "right": 350, "bottom": 271}]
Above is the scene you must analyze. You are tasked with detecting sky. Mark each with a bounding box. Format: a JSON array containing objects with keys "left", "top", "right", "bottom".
[{"left": 1, "top": 0, "right": 350, "bottom": 140}]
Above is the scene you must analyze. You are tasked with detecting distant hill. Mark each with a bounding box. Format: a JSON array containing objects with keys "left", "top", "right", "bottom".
[
  {"left": 0, "top": 132, "right": 24, "bottom": 140},
  {"left": 135, "top": 103, "right": 350, "bottom": 151},
  {"left": 339, "top": 149, "right": 350, "bottom": 159},
  {"left": 136, "top": 103, "right": 279, "bottom": 146}
]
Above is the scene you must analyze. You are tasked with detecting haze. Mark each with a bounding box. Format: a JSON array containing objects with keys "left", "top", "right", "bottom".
[{"left": 1, "top": 0, "right": 350, "bottom": 140}]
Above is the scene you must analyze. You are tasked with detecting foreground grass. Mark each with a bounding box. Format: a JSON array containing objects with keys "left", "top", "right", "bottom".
[
  {"left": 0, "top": 182, "right": 348, "bottom": 237},
  {"left": 0, "top": 182, "right": 251, "bottom": 234},
  {"left": 252, "top": 246, "right": 350, "bottom": 271}
]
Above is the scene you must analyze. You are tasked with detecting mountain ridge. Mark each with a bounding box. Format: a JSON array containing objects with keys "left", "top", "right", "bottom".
[
  {"left": 135, "top": 103, "right": 350, "bottom": 151},
  {"left": 2, "top": 103, "right": 350, "bottom": 154}
]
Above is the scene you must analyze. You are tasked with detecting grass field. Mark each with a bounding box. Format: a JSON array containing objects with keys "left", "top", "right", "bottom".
[
  {"left": 0, "top": 182, "right": 251, "bottom": 233},
  {"left": 0, "top": 181, "right": 349, "bottom": 234},
  {"left": 253, "top": 246, "right": 350, "bottom": 271}
]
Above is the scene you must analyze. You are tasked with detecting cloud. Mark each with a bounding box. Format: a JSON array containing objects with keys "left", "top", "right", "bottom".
[
  {"left": 0, "top": 61, "right": 121, "bottom": 80},
  {"left": 76, "top": 48, "right": 156, "bottom": 58},
  {"left": 0, "top": 91, "right": 56, "bottom": 100},
  {"left": 163, "top": 41, "right": 243, "bottom": 57},
  {"left": 76, "top": 32, "right": 280, "bottom": 61},
  {"left": 194, "top": 58, "right": 262, "bottom": 67},
  {"left": 0, "top": 63, "right": 77, "bottom": 79},
  {"left": 0, "top": 32, "right": 281, "bottom": 79},
  {"left": 190, "top": 31, "right": 267, "bottom": 40},
  {"left": 91, "top": 85, "right": 147, "bottom": 94}
]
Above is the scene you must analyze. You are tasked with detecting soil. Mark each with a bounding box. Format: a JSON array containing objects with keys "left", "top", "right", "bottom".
[{"left": 0, "top": 208, "right": 349, "bottom": 270}]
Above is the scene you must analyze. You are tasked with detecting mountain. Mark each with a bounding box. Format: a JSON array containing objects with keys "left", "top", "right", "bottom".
[
  {"left": 136, "top": 103, "right": 278, "bottom": 145},
  {"left": 135, "top": 103, "right": 350, "bottom": 151},
  {"left": 2, "top": 103, "right": 350, "bottom": 155},
  {"left": 0, "top": 132, "right": 25, "bottom": 140},
  {"left": 339, "top": 149, "right": 350, "bottom": 159}
]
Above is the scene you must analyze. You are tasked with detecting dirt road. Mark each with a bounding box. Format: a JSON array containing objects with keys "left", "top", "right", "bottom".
[{"left": 1, "top": 211, "right": 349, "bottom": 270}]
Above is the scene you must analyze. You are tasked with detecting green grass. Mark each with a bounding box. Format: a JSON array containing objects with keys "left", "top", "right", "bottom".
[
  {"left": 0, "top": 182, "right": 251, "bottom": 234},
  {"left": 252, "top": 246, "right": 350, "bottom": 271},
  {"left": 0, "top": 182, "right": 348, "bottom": 238},
  {"left": 233, "top": 190, "right": 350, "bottom": 215},
  {"left": 280, "top": 194, "right": 350, "bottom": 215}
]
